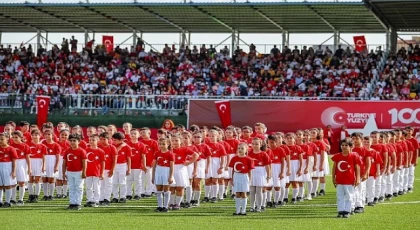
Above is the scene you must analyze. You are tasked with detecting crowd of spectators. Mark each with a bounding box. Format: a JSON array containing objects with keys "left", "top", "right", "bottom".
[{"left": 0, "top": 36, "right": 418, "bottom": 112}]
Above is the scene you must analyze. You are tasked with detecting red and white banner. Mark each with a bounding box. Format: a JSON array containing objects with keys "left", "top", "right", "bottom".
[
  {"left": 190, "top": 99, "right": 420, "bottom": 152},
  {"left": 353, "top": 35, "right": 367, "bottom": 52},
  {"left": 215, "top": 100, "right": 232, "bottom": 128},
  {"left": 102, "top": 35, "right": 114, "bottom": 53},
  {"left": 190, "top": 100, "right": 420, "bottom": 131},
  {"left": 36, "top": 96, "right": 50, "bottom": 127}
]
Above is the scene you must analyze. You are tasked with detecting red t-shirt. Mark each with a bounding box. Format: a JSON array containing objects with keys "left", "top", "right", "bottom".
[
  {"left": 79, "top": 140, "right": 88, "bottom": 149},
  {"left": 10, "top": 142, "right": 30, "bottom": 160},
  {"left": 368, "top": 149, "right": 383, "bottom": 178},
  {"left": 114, "top": 144, "right": 132, "bottom": 164},
  {"left": 229, "top": 155, "right": 255, "bottom": 173},
  {"left": 407, "top": 137, "right": 420, "bottom": 164},
  {"left": 99, "top": 144, "right": 118, "bottom": 171},
  {"left": 312, "top": 140, "right": 326, "bottom": 155},
  {"left": 386, "top": 143, "right": 396, "bottom": 167},
  {"left": 248, "top": 150, "right": 270, "bottom": 167},
  {"left": 332, "top": 152, "right": 360, "bottom": 185},
  {"left": 0, "top": 146, "right": 18, "bottom": 162},
  {"left": 394, "top": 142, "right": 404, "bottom": 167},
  {"left": 85, "top": 147, "right": 105, "bottom": 177},
  {"left": 57, "top": 141, "right": 70, "bottom": 156},
  {"left": 43, "top": 142, "right": 62, "bottom": 156},
  {"left": 193, "top": 143, "right": 212, "bottom": 160},
  {"left": 270, "top": 147, "right": 286, "bottom": 164},
  {"left": 287, "top": 145, "right": 304, "bottom": 160},
  {"left": 207, "top": 142, "right": 227, "bottom": 158},
  {"left": 371, "top": 143, "right": 386, "bottom": 170},
  {"left": 221, "top": 141, "right": 233, "bottom": 155},
  {"left": 399, "top": 141, "right": 408, "bottom": 165},
  {"left": 352, "top": 146, "right": 370, "bottom": 176},
  {"left": 23, "top": 131, "right": 31, "bottom": 143},
  {"left": 127, "top": 141, "right": 147, "bottom": 170},
  {"left": 28, "top": 143, "right": 48, "bottom": 159},
  {"left": 140, "top": 139, "right": 159, "bottom": 167},
  {"left": 173, "top": 147, "right": 195, "bottom": 165},
  {"left": 64, "top": 147, "right": 87, "bottom": 172},
  {"left": 185, "top": 145, "right": 199, "bottom": 162},
  {"left": 224, "top": 139, "right": 240, "bottom": 154},
  {"left": 154, "top": 150, "right": 175, "bottom": 167},
  {"left": 298, "top": 144, "right": 310, "bottom": 160}
]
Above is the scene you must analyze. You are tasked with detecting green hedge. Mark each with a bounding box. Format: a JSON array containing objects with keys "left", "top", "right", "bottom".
[{"left": 0, "top": 114, "right": 188, "bottom": 128}]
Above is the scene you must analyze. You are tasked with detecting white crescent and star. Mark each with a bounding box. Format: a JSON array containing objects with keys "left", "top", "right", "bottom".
[
  {"left": 38, "top": 99, "right": 47, "bottom": 108},
  {"left": 337, "top": 160, "right": 349, "bottom": 172},
  {"left": 219, "top": 104, "right": 227, "bottom": 113},
  {"left": 67, "top": 153, "right": 75, "bottom": 162},
  {"left": 233, "top": 161, "right": 244, "bottom": 173},
  {"left": 86, "top": 152, "right": 94, "bottom": 163},
  {"left": 321, "top": 107, "right": 346, "bottom": 129},
  {"left": 356, "top": 39, "right": 364, "bottom": 47}
]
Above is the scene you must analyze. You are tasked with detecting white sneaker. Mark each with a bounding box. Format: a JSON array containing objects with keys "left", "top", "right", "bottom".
[{"left": 306, "top": 196, "right": 312, "bottom": 200}]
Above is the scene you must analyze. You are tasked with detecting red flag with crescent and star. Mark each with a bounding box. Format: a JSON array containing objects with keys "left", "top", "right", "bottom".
[
  {"left": 353, "top": 35, "right": 367, "bottom": 52},
  {"left": 102, "top": 35, "right": 114, "bottom": 53},
  {"left": 215, "top": 100, "right": 232, "bottom": 128},
  {"left": 36, "top": 96, "right": 50, "bottom": 127}
]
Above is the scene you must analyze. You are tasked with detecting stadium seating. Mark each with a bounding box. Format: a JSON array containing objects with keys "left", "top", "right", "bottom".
[{"left": 0, "top": 39, "right": 399, "bottom": 113}]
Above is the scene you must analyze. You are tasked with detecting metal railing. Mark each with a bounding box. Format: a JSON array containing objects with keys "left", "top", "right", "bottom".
[
  {"left": 0, "top": 93, "right": 370, "bottom": 116},
  {"left": 3, "top": 43, "right": 387, "bottom": 55}
]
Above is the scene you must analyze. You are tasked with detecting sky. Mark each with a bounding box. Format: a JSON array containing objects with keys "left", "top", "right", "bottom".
[{"left": 0, "top": 0, "right": 418, "bottom": 51}]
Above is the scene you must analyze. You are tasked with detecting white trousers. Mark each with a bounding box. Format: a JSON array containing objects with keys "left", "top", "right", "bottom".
[
  {"left": 141, "top": 167, "right": 155, "bottom": 195},
  {"left": 354, "top": 181, "right": 366, "bottom": 208},
  {"left": 385, "top": 173, "right": 393, "bottom": 195},
  {"left": 403, "top": 167, "right": 409, "bottom": 190},
  {"left": 100, "top": 170, "right": 113, "bottom": 201},
  {"left": 112, "top": 164, "right": 127, "bottom": 199},
  {"left": 393, "top": 170, "right": 400, "bottom": 193},
  {"left": 379, "top": 174, "right": 386, "bottom": 197},
  {"left": 336, "top": 185, "right": 354, "bottom": 213},
  {"left": 408, "top": 165, "right": 415, "bottom": 189},
  {"left": 85, "top": 177, "right": 100, "bottom": 202},
  {"left": 375, "top": 175, "right": 383, "bottom": 197},
  {"left": 366, "top": 177, "right": 376, "bottom": 203},
  {"left": 127, "top": 169, "right": 142, "bottom": 196},
  {"left": 399, "top": 168, "right": 404, "bottom": 191},
  {"left": 67, "top": 171, "right": 84, "bottom": 205}
]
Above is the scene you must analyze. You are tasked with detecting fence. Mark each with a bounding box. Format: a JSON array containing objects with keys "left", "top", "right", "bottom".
[
  {"left": 0, "top": 94, "right": 370, "bottom": 116},
  {"left": 3, "top": 42, "right": 387, "bottom": 55}
]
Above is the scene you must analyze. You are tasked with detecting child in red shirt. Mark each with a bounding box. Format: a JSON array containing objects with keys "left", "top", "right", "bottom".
[{"left": 332, "top": 139, "right": 360, "bottom": 218}]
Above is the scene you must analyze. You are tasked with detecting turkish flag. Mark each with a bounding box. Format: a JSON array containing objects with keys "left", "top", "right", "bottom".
[
  {"left": 353, "top": 36, "right": 367, "bottom": 52},
  {"left": 36, "top": 96, "right": 50, "bottom": 128},
  {"left": 215, "top": 100, "right": 232, "bottom": 128},
  {"left": 102, "top": 35, "right": 114, "bottom": 53}
]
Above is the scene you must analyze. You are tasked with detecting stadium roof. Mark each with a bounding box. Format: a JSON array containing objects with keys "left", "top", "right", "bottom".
[
  {"left": 367, "top": 0, "right": 420, "bottom": 32},
  {"left": 0, "top": 1, "right": 388, "bottom": 33}
]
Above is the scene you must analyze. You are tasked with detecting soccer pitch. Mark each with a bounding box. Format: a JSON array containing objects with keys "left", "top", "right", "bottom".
[{"left": 1, "top": 170, "right": 419, "bottom": 230}]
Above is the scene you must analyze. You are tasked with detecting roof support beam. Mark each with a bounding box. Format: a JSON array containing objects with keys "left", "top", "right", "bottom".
[
  {"left": 363, "top": 0, "right": 391, "bottom": 30},
  {"left": 135, "top": 6, "right": 185, "bottom": 32},
  {"left": 191, "top": 5, "right": 234, "bottom": 31},
  {"left": 248, "top": 5, "right": 284, "bottom": 31},
  {"left": 306, "top": 5, "right": 335, "bottom": 31},
  {"left": 80, "top": 4, "right": 138, "bottom": 32},
  {"left": 27, "top": 6, "right": 87, "bottom": 32}
]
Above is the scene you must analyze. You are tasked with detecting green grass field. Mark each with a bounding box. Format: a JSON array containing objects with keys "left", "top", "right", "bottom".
[{"left": 1, "top": 166, "right": 420, "bottom": 230}]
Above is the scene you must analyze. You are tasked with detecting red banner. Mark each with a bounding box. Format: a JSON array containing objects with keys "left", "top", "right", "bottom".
[
  {"left": 102, "top": 35, "right": 114, "bottom": 53},
  {"left": 215, "top": 100, "right": 232, "bottom": 128},
  {"left": 36, "top": 96, "right": 50, "bottom": 127},
  {"left": 190, "top": 100, "right": 420, "bottom": 131},
  {"left": 190, "top": 99, "right": 420, "bottom": 152},
  {"left": 353, "top": 35, "right": 367, "bottom": 52}
]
